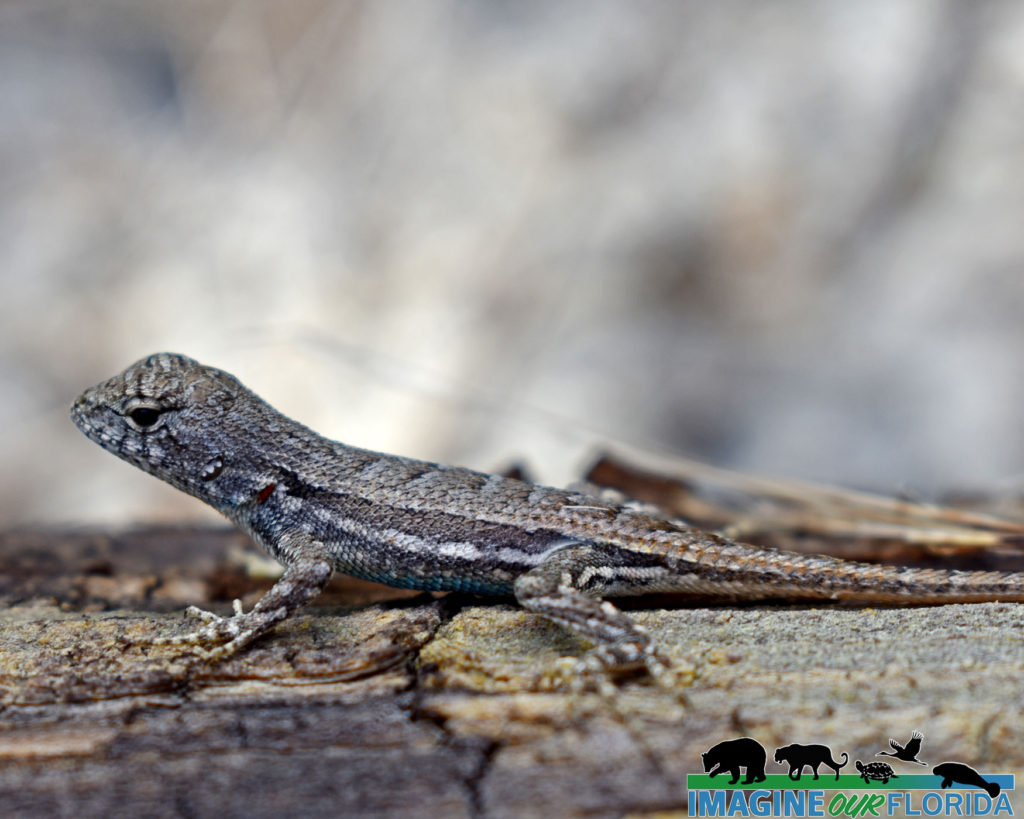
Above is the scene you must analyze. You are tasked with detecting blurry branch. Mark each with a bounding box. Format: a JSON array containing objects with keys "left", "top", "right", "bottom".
[{"left": 587, "top": 449, "right": 1024, "bottom": 562}]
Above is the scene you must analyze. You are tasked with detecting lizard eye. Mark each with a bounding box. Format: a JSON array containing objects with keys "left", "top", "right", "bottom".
[
  {"left": 130, "top": 407, "right": 162, "bottom": 427},
  {"left": 124, "top": 400, "right": 166, "bottom": 431}
]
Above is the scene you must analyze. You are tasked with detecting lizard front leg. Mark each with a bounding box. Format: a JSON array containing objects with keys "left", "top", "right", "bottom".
[
  {"left": 513, "top": 542, "right": 672, "bottom": 687},
  {"left": 157, "top": 532, "right": 334, "bottom": 662}
]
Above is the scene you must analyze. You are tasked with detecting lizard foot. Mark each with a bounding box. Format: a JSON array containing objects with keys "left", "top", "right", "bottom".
[
  {"left": 146, "top": 541, "right": 335, "bottom": 663},
  {"left": 535, "top": 639, "right": 676, "bottom": 695},
  {"left": 152, "top": 600, "right": 286, "bottom": 661}
]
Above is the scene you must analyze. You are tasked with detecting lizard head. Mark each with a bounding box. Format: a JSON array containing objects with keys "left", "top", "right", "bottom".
[{"left": 70, "top": 353, "right": 269, "bottom": 510}]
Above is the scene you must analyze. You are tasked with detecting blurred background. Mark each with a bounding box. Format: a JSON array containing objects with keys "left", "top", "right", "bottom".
[{"left": 5, "top": 0, "right": 1024, "bottom": 527}]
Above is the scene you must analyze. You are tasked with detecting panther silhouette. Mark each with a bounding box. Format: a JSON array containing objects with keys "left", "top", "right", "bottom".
[{"left": 774, "top": 743, "right": 848, "bottom": 781}]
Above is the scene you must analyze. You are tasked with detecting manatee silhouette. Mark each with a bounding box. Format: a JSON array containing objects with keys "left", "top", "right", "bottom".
[{"left": 933, "top": 762, "right": 1000, "bottom": 798}]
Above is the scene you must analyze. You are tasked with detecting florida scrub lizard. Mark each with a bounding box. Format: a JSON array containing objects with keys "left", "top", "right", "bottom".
[{"left": 70, "top": 353, "right": 1024, "bottom": 681}]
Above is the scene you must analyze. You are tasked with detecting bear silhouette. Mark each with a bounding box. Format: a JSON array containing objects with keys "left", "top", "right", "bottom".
[
  {"left": 774, "top": 743, "right": 849, "bottom": 781},
  {"left": 702, "top": 737, "right": 768, "bottom": 785}
]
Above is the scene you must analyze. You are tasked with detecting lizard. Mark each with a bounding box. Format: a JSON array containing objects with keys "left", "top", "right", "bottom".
[{"left": 69, "top": 352, "right": 1024, "bottom": 682}]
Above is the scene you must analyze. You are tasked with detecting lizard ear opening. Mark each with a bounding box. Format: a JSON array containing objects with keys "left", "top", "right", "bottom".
[{"left": 188, "top": 374, "right": 237, "bottom": 414}]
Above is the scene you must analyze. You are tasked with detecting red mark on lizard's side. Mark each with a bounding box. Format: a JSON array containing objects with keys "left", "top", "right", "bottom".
[{"left": 256, "top": 483, "right": 276, "bottom": 504}]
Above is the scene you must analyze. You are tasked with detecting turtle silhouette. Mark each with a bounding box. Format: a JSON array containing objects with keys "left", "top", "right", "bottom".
[
  {"left": 877, "top": 731, "right": 926, "bottom": 765},
  {"left": 857, "top": 760, "right": 898, "bottom": 784}
]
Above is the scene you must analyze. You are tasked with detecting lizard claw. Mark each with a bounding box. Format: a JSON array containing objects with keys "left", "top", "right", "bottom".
[
  {"left": 184, "top": 605, "right": 224, "bottom": 625},
  {"left": 152, "top": 601, "right": 268, "bottom": 655},
  {"left": 151, "top": 607, "right": 228, "bottom": 646}
]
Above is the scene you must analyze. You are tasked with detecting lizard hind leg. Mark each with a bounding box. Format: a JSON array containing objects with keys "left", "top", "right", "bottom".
[{"left": 513, "top": 543, "right": 673, "bottom": 690}]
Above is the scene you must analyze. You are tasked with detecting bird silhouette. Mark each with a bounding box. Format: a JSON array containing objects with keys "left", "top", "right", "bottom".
[{"left": 876, "top": 731, "right": 926, "bottom": 765}]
